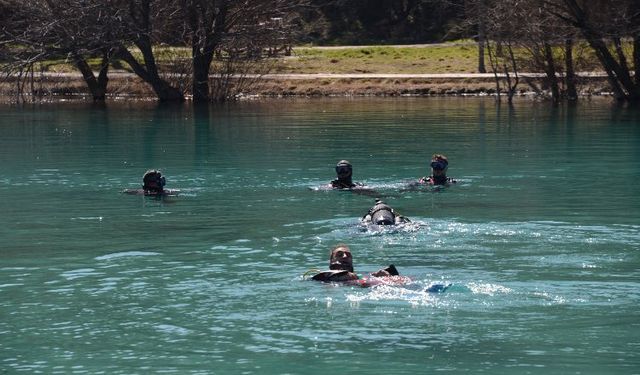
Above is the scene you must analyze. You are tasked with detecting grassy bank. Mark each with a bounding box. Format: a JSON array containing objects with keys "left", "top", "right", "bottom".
[{"left": 1, "top": 42, "right": 611, "bottom": 100}]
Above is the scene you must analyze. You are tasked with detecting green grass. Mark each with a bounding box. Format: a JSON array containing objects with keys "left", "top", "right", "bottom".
[
  {"left": 273, "top": 43, "right": 480, "bottom": 74},
  {"left": 21, "top": 44, "right": 486, "bottom": 74},
  {"left": 6, "top": 40, "right": 610, "bottom": 76}
]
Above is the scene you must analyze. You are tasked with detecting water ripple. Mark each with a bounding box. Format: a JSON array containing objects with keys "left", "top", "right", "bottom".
[{"left": 95, "top": 251, "right": 162, "bottom": 261}]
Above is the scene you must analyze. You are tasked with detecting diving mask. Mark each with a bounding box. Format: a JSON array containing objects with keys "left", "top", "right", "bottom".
[{"left": 430, "top": 160, "right": 448, "bottom": 170}]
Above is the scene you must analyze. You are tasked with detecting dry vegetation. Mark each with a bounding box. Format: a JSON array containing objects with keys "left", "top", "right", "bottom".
[{"left": 251, "top": 76, "right": 612, "bottom": 98}]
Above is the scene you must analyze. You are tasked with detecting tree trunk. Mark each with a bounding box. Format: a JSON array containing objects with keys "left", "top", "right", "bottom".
[
  {"left": 561, "top": 0, "right": 639, "bottom": 102},
  {"left": 192, "top": 46, "right": 214, "bottom": 103},
  {"left": 486, "top": 41, "right": 501, "bottom": 100},
  {"left": 117, "top": 0, "right": 184, "bottom": 102},
  {"left": 72, "top": 52, "right": 110, "bottom": 101},
  {"left": 474, "top": 0, "right": 487, "bottom": 74},
  {"left": 613, "top": 37, "right": 631, "bottom": 78},
  {"left": 188, "top": 0, "right": 229, "bottom": 103},
  {"left": 117, "top": 45, "right": 184, "bottom": 102},
  {"left": 505, "top": 43, "right": 519, "bottom": 103},
  {"left": 634, "top": 36, "right": 640, "bottom": 87},
  {"left": 477, "top": 20, "right": 486, "bottom": 73},
  {"left": 564, "top": 38, "right": 578, "bottom": 101},
  {"left": 588, "top": 36, "right": 631, "bottom": 101},
  {"left": 631, "top": 1, "right": 640, "bottom": 87},
  {"left": 543, "top": 42, "right": 560, "bottom": 103}
]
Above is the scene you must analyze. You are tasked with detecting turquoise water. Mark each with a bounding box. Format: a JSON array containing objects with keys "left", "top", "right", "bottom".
[{"left": 1, "top": 98, "right": 639, "bottom": 374}]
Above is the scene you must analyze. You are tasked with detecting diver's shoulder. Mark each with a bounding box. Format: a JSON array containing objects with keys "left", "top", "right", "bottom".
[
  {"left": 416, "top": 176, "right": 457, "bottom": 186},
  {"left": 122, "top": 188, "right": 144, "bottom": 195},
  {"left": 121, "top": 188, "right": 180, "bottom": 196},
  {"left": 311, "top": 270, "right": 359, "bottom": 282},
  {"left": 330, "top": 179, "right": 358, "bottom": 189}
]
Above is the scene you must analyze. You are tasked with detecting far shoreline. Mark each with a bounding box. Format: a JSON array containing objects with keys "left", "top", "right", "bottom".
[{"left": 0, "top": 72, "right": 615, "bottom": 103}]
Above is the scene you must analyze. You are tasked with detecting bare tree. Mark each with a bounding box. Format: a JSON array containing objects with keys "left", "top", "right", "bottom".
[
  {"left": 110, "top": 0, "right": 186, "bottom": 101},
  {"left": 547, "top": 0, "right": 640, "bottom": 103},
  {"left": 182, "top": 0, "right": 307, "bottom": 102},
  {"left": 1, "top": 0, "right": 306, "bottom": 103},
  {"left": 480, "top": 0, "right": 522, "bottom": 103},
  {"left": 0, "top": 0, "right": 190, "bottom": 102},
  {"left": 512, "top": 1, "right": 569, "bottom": 103},
  {"left": 1, "top": 0, "right": 116, "bottom": 101},
  {"left": 463, "top": 0, "right": 588, "bottom": 103},
  {"left": 182, "top": 0, "right": 228, "bottom": 103}
]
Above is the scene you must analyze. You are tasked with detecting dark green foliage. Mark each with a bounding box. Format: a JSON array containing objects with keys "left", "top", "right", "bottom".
[{"left": 302, "top": 0, "right": 466, "bottom": 45}]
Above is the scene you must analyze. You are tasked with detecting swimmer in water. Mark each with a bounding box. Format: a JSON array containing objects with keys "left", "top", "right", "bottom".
[
  {"left": 310, "top": 244, "right": 401, "bottom": 284},
  {"left": 142, "top": 169, "right": 166, "bottom": 194},
  {"left": 327, "top": 160, "right": 380, "bottom": 196},
  {"left": 418, "top": 154, "right": 456, "bottom": 186},
  {"left": 308, "top": 244, "right": 449, "bottom": 292},
  {"left": 330, "top": 160, "right": 360, "bottom": 189},
  {"left": 123, "top": 169, "right": 178, "bottom": 196},
  {"left": 361, "top": 199, "right": 410, "bottom": 226},
  {"left": 403, "top": 154, "right": 457, "bottom": 191}
]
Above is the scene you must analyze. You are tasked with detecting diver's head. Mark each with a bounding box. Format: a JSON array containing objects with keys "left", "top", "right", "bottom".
[
  {"left": 430, "top": 154, "right": 449, "bottom": 177},
  {"left": 335, "top": 160, "right": 353, "bottom": 181},
  {"left": 370, "top": 199, "right": 395, "bottom": 225},
  {"left": 329, "top": 244, "right": 354, "bottom": 273},
  {"left": 142, "top": 169, "right": 166, "bottom": 192}
]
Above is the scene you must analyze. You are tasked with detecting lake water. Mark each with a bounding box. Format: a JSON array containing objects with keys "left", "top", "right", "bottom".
[{"left": 1, "top": 98, "right": 639, "bottom": 374}]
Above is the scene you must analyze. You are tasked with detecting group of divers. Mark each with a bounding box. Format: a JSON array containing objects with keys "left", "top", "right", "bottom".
[{"left": 124, "top": 154, "right": 456, "bottom": 292}]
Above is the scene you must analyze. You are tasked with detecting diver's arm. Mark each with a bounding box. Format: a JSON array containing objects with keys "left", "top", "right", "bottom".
[
  {"left": 370, "top": 264, "right": 399, "bottom": 277},
  {"left": 394, "top": 214, "right": 410, "bottom": 224}
]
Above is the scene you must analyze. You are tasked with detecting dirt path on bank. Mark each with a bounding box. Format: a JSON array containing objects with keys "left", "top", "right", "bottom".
[
  {"left": 298, "top": 42, "right": 473, "bottom": 49},
  {"left": 28, "top": 71, "right": 608, "bottom": 79}
]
